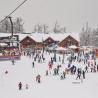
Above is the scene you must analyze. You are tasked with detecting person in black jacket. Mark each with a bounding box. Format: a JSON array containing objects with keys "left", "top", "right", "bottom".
[
  {"left": 18, "top": 82, "right": 22, "bottom": 90},
  {"left": 32, "top": 61, "right": 35, "bottom": 68},
  {"left": 82, "top": 70, "right": 85, "bottom": 79}
]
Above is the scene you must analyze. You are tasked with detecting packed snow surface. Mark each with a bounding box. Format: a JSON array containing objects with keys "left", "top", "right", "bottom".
[{"left": 0, "top": 53, "right": 98, "bottom": 98}]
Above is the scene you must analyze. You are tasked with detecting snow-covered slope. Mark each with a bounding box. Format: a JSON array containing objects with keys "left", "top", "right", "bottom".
[{"left": 0, "top": 52, "right": 98, "bottom": 98}]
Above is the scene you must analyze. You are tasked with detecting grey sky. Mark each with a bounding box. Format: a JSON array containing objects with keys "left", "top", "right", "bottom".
[{"left": 0, "top": 0, "right": 98, "bottom": 33}]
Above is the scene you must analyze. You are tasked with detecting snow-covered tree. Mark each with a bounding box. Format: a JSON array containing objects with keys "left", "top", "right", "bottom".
[
  {"left": 92, "top": 28, "right": 98, "bottom": 47},
  {"left": 0, "top": 17, "right": 24, "bottom": 33},
  {"left": 14, "top": 17, "right": 24, "bottom": 33},
  {"left": 80, "top": 22, "right": 98, "bottom": 47},
  {"left": 53, "top": 21, "right": 66, "bottom": 33}
]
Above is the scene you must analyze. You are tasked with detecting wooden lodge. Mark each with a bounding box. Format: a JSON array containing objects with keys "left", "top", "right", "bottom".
[
  {"left": 35, "top": 42, "right": 43, "bottom": 50},
  {"left": 19, "top": 33, "right": 80, "bottom": 51},
  {"left": 20, "top": 36, "right": 37, "bottom": 51},
  {"left": 43, "top": 37, "right": 57, "bottom": 46},
  {"left": 58, "top": 35, "right": 79, "bottom": 48},
  {"left": 20, "top": 36, "right": 57, "bottom": 51}
]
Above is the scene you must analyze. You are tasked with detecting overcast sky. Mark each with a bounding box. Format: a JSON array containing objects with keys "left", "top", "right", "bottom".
[{"left": 0, "top": 0, "right": 98, "bottom": 33}]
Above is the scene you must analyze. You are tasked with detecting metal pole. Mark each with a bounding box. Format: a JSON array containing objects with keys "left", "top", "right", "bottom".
[
  {"left": 8, "top": 16, "right": 13, "bottom": 37},
  {"left": 8, "top": 16, "right": 14, "bottom": 47}
]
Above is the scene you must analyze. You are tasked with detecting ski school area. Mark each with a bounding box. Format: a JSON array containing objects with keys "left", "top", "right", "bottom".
[{"left": 0, "top": 46, "right": 98, "bottom": 98}]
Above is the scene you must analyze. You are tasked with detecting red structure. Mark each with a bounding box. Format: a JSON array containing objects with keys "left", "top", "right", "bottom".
[{"left": 95, "top": 49, "right": 98, "bottom": 57}]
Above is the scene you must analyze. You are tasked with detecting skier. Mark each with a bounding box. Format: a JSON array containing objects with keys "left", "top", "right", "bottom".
[
  {"left": 18, "top": 82, "right": 22, "bottom": 90},
  {"left": 53, "top": 68, "right": 57, "bottom": 75},
  {"left": 38, "top": 75, "right": 41, "bottom": 83},
  {"left": 82, "top": 70, "right": 85, "bottom": 79},
  {"left": 56, "top": 67, "right": 59, "bottom": 75},
  {"left": 43, "top": 57, "right": 45, "bottom": 62},
  {"left": 63, "top": 71, "right": 66, "bottom": 79},
  {"left": 93, "top": 65, "right": 96, "bottom": 72},
  {"left": 57, "top": 64, "right": 61, "bottom": 71},
  {"left": 46, "top": 70, "right": 48, "bottom": 76},
  {"left": 73, "top": 66, "right": 76, "bottom": 74},
  {"left": 48, "top": 62, "right": 52, "bottom": 70},
  {"left": 36, "top": 74, "right": 41, "bottom": 83},
  {"left": 26, "top": 84, "right": 29, "bottom": 89},
  {"left": 76, "top": 68, "right": 81, "bottom": 80},
  {"left": 60, "top": 73, "right": 64, "bottom": 80},
  {"left": 97, "top": 64, "right": 98, "bottom": 71},
  {"left": 91, "top": 64, "right": 93, "bottom": 72},
  {"left": 59, "top": 56, "right": 61, "bottom": 62},
  {"left": 94, "top": 59, "right": 96, "bottom": 65},
  {"left": 5, "top": 70, "right": 8, "bottom": 74},
  {"left": 32, "top": 61, "right": 35, "bottom": 68},
  {"left": 12, "top": 59, "right": 15, "bottom": 65},
  {"left": 85, "top": 65, "right": 88, "bottom": 73}
]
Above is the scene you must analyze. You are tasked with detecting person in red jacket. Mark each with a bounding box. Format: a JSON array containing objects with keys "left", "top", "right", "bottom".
[
  {"left": 36, "top": 74, "right": 41, "bottom": 83},
  {"left": 48, "top": 62, "right": 52, "bottom": 70}
]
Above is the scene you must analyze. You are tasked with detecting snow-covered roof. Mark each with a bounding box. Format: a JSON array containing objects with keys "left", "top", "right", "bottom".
[
  {"left": 0, "top": 43, "right": 8, "bottom": 46},
  {"left": 69, "top": 45, "right": 78, "bottom": 49},
  {"left": 0, "top": 32, "right": 80, "bottom": 42},
  {"left": 55, "top": 47, "right": 68, "bottom": 51}
]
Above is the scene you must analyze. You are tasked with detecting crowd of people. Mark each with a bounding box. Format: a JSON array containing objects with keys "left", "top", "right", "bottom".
[{"left": 8, "top": 49, "right": 98, "bottom": 90}]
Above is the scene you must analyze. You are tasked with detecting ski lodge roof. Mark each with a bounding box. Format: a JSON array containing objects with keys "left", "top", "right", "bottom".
[{"left": 0, "top": 32, "right": 80, "bottom": 42}]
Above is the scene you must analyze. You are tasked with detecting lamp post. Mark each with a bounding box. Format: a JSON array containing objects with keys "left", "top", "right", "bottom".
[
  {"left": 8, "top": 16, "right": 13, "bottom": 37},
  {"left": 7, "top": 16, "right": 14, "bottom": 47}
]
